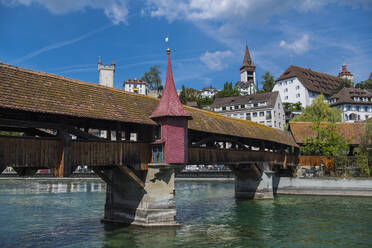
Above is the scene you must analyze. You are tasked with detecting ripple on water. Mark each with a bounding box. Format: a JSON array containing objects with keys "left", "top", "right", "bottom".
[{"left": 0, "top": 180, "right": 372, "bottom": 248}]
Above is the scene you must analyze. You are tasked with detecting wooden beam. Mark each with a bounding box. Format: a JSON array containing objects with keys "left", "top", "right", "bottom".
[
  {"left": 117, "top": 165, "right": 145, "bottom": 188},
  {"left": 93, "top": 169, "right": 115, "bottom": 187}
]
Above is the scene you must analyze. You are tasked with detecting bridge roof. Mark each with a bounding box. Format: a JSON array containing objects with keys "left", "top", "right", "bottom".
[{"left": 0, "top": 62, "right": 297, "bottom": 147}]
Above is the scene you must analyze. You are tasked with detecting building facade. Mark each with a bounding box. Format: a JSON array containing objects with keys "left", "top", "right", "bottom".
[
  {"left": 211, "top": 92, "right": 285, "bottom": 130},
  {"left": 123, "top": 79, "right": 148, "bottom": 95},
  {"left": 201, "top": 87, "right": 218, "bottom": 98},
  {"left": 98, "top": 58, "right": 115, "bottom": 88},
  {"left": 329, "top": 87, "right": 372, "bottom": 122},
  {"left": 273, "top": 65, "right": 344, "bottom": 108},
  {"left": 235, "top": 45, "right": 256, "bottom": 95}
]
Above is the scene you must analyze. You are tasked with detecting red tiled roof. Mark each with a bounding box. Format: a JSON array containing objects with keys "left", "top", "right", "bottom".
[
  {"left": 0, "top": 62, "right": 298, "bottom": 147},
  {"left": 150, "top": 52, "right": 191, "bottom": 119},
  {"left": 276, "top": 65, "right": 344, "bottom": 95},
  {"left": 289, "top": 121, "right": 365, "bottom": 145}
]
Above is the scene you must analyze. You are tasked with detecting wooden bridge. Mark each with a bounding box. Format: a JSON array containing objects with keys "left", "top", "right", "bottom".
[{"left": 0, "top": 53, "right": 299, "bottom": 226}]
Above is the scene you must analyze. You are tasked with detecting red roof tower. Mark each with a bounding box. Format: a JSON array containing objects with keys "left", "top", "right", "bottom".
[{"left": 150, "top": 48, "right": 191, "bottom": 165}]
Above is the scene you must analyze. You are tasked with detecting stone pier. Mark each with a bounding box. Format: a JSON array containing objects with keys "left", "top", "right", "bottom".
[
  {"left": 233, "top": 162, "right": 274, "bottom": 199},
  {"left": 102, "top": 167, "right": 177, "bottom": 226}
]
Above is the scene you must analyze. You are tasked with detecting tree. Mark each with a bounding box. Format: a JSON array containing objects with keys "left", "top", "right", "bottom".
[
  {"left": 261, "top": 71, "right": 274, "bottom": 92},
  {"left": 141, "top": 65, "right": 162, "bottom": 91},
  {"left": 332, "top": 78, "right": 354, "bottom": 94},
  {"left": 355, "top": 73, "right": 372, "bottom": 89},
  {"left": 215, "top": 82, "right": 240, "bottom": 98},
  {"left": 179, "top": 85, "right": 201, "bottom": 104},
  {"left": 283, "top": 102, "right": 302, "bottom": 111},
  {"left": 292, "top": 95, "right": 342, "bottom": 122},
  {"left": 302, "top": 122, "right": 349, "bottom": 157},
  {"left": 354, "top": 118, "right": 372, "bottom": 176}
]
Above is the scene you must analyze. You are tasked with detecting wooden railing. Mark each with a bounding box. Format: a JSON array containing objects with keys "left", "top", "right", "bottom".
[
  {"left": 71, "top": 141, "right": 151, "bottom": 170},
  {"left": 0, "top": 135, "right": 62, "bottom": 169},
  {"left": 188, "top": 147, "right": 298, "bottom": 166}
]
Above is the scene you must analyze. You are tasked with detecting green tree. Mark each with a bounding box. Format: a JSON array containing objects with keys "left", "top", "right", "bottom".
[
  {"left": 355, "top": 73, "right": 372, "bottom": 89},
  {"left": 215, "top": 82, "right": 240, "bottom": 98},
  {"left": 261, "top": 71, "right": 275, "bottom": 92},
  {"left": 292, "top": 95, "right": 342, "bottom": 122},
  {"left": 179, "top": 85, "right": 201, "bottom": 104},
  {"left": 355, "top": 118, "right": 372, "bottom": 176},
  {"left": 141, "top": 65, "right": 162, "bottom": 91},
  {"left": 302, "top": 122, "right": 349, "bottom": 157},
  {"left": 332, "top": 78, "right": 354, "bottom": 94},
  {"left": 283, "top": 102, "right": 302, "bottom": 111}
]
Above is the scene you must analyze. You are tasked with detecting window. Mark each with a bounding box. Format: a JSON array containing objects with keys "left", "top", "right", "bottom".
[
  {"left": 259, "top": 112, "right": 264, "bottom": 117},
  {"left": 284, "top": 88, "right": 288, "bottom": 93},
  {"left": 152, "top": 145, "right": 164, "bottom": 164},
  {"left": 260, "top": 121, "right": 265, "bottom": 124},
  {"left": 296, "top": 93, "right": 300, "bottom": 98},
  {"left": 295, "top": 85, "right": 300, "bottom": 90},
  {"left": 285, "top": 96, "right": 288, "bottom": 100},
  {"left": 222, "top": 106, "right": 226, "bottom": 110},
  {"left": 254, "top": 103, "right": 258, "bottom": 107},
  {"left": 279, "top": 122, "right": 281, "bottom": 128},
  {"left": 246, "top": 113, "right": 251, "bottom": 120},
  {"left": 240, "top": 104, "right": 245, "bottom": 108},
  {"left": 234, "top": 105, "right": 239, "bottom": 110},
  {"left": 253, "top": 112, "right": 257, "bottom": 117}
]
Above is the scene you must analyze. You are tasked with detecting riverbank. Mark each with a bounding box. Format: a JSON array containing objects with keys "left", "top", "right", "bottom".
[{"left": 274, "top": 177, "right": 372, "bottom": 197}]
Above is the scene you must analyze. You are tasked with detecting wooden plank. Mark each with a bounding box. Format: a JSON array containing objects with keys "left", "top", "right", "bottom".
[{"left": 117, "top": 165, "right": 145, "bottom": 188}]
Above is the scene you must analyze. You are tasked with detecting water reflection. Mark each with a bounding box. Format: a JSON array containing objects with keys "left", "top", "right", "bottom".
[
  {"left": 0, "top": 180, "right": 372, "bottom": 248},
  {"left": 1, "top": 180, "right": 106, "bottom": 194}
]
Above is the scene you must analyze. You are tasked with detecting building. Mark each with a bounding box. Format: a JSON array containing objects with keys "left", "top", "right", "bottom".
[
  {"left": 98, "top": 58, "right": 115, "bottom": 88},
  {"left": 123, "top": 79, "right": 148, "bottom": 95},
  {"left": 201, "top": 87, "right": 218, "bottom": 98},
  {"left": 329, "top": 87, "right": 372, "bottom": 122},
  {"left": 235, "top": 45, "right": 256, "bottom": 95},
  {"left": 338, "top": 62, "right": 354, "bottom": 82},
  {"left": 273, "top": 65, "right": 344, "bottom": 108},
  {"left": 289, "top": 121, "right": 365, "bottom": 154},
  {"left": 211, "top": 92, "right": 285, "bottom": 130}
]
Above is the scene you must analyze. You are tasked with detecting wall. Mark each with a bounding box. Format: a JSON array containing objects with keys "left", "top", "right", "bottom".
[
  {"left": 273, "top": 77, "right": 310, "bottom": 107},
  {"left": 274, "top": 177, "right": 372, "bottom": 197}
]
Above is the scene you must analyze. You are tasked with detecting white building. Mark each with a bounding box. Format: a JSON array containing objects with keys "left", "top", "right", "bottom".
[
  {"left": 338, "top": 62, "right": 354, "bottom": 82},
  {"left": 235, "top": 45, "right": 256, "bottom": 95},
  {"left": 273, "top": 65, "right": 344, "bottom": 108},
  {"left": 123, "top": 79, "right": 148, "bottom": 95},
  {"left": 211, "top": 92, "right": 285, "bottom": 130},
  {"left": 201, "top": 87, "right": 218, "bottom": 98},
  {"left": 97, "top": 58, "right": 115, "bottom": 88},
  {"left": 329, "top": 88, "right": 372, "bottom": 122}
]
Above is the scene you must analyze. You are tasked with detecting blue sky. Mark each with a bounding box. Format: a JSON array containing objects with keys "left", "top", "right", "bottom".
[{"left": 1, "top": 0, "right": 371, "bottom": 90}]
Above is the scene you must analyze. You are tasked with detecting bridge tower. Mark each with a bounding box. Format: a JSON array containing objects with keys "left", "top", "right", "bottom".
[{"left": 102, "top": 48, "right": 190, "bottom": 227}]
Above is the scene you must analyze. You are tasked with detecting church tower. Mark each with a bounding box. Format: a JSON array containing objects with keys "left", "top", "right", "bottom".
[
  {"left": 338, "top": 61, "right": 354, "bottom": 82},
  {"left": 98, "top": 57, "right": 115, "bottom": 88},
  {"left": 240, "top": 45, "right": 256, "bottom": 95}
]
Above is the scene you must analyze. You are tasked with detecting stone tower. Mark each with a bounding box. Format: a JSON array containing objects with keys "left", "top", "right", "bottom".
[
  {"left": 98, "top": 57, "right": 115, "bottom": 88},
  {"left": 240, "top": 45, "right": 256, "bottom": 95},
  {"left": 338, "top": 61, "right": 354, "bottom": 82}
]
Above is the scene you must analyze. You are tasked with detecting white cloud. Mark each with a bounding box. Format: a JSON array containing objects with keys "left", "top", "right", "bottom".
[
  {"left": 145, "top": 0, "right": 371, "bottom": 22},
  {"left": 200, "top": 50, "right": 233, "bottom": 70},
  {"left": 1, "top": 0, "right": 129, "bottom": 24},
  {"left": 280, "top": 34, "right": 310, "bottom": 55}
]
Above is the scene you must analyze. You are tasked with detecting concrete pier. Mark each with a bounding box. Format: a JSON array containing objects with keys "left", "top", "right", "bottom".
[
  {"left": 233, "top": 163, "right": 274, "bottom": 199},
  {"left": 103, "top": 167, "right": 177, "bottom": 226}
]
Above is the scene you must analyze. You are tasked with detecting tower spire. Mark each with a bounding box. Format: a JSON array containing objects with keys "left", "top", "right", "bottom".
[{"left": 150, "top": 47, "right": 190, "bottom": 119}]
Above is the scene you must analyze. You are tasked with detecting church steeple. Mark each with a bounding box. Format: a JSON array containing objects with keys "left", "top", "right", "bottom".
[{"left": 239, "top": 44, "right": 256, "bottom": 95}]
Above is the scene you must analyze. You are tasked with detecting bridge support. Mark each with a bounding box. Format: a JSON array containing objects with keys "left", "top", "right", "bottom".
[
  {"left": 102, "top": 167, "right": 177, "bottom": 226},
  {"left": 232, "top": 162, "right": 274, "bottom": 200}
]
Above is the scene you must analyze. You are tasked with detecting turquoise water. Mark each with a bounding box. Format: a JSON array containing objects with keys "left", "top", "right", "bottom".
[{"left": 0, "top": 179, "right": 372, "bottom": 247}]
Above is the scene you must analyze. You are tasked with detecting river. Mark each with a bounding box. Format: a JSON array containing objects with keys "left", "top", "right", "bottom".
[{"left": 0, "top": 179, "right": 371, "bottom": 247}]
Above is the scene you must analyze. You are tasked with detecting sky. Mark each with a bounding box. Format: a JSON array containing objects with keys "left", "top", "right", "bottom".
[{"left": 0, "top": 0, "right": 371, "bottom": 90}]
